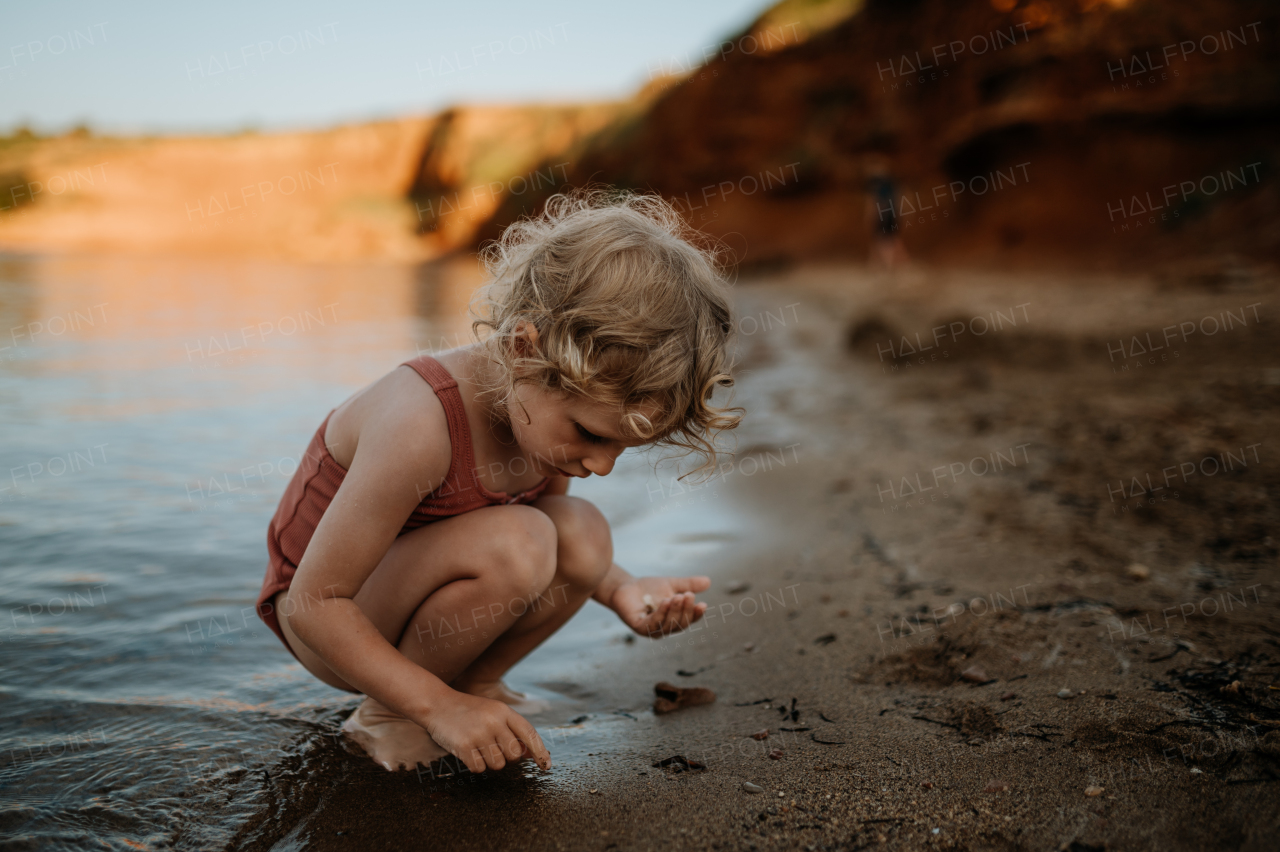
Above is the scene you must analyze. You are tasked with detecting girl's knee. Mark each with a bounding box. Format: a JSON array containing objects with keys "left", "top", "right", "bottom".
[
  {"left": 488, "top": 505, "right": 558, "bottom": 593},
  {"left": 545, "top": 496, "right": 613, "bottom": 590}
]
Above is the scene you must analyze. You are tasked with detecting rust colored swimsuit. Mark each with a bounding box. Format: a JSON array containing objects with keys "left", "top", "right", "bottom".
[{"left": 256, "top": 354, "right": 552, "bottom": 659}]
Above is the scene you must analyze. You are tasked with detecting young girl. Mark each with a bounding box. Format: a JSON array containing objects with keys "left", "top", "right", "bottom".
[{"left": 255, "top": 191, "right": 742, "bottom": 774}]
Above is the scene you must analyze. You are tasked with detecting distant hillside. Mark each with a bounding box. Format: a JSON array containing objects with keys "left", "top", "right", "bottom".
[
  {"left": 0, "top": 119, "right": 432, "bottom": 261},
  {"left": 0, "top": 103, "right": 622, "bottom": 262}
]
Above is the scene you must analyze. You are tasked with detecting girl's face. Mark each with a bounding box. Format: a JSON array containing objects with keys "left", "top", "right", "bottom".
[{"left": 507, "top": 382, "right": 655, "bottom": 479}]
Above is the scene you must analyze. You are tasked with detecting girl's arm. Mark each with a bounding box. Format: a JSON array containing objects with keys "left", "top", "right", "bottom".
[
  {"left": 552, "top": 476, "right": 707, "bottom": 636},
  {"left": 285, "top": 383, "right": 549, "bottom": 771}
]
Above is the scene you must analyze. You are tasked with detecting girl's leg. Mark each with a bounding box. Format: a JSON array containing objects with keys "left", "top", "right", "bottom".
[
  {"left": 274, "top": 498, "right": 611, "bottom": 769},
  {"left": 278, "top": 503, "right": 562, "bottom": 689},
  {"left": 451, "top": 495, "right": 613, "bottom": 701},
  {"left": 275, "top": 503, "right": 559, "bottom": 770}
]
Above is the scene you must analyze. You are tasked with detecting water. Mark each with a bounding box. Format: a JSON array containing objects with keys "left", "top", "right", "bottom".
[{"left": 0, "top": 252, "right": 775, "bottom": 849}]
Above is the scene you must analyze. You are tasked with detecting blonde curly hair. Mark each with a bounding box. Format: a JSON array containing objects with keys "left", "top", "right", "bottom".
[{"left": 471, "top": 189, "right": 742, "bottom": 476}]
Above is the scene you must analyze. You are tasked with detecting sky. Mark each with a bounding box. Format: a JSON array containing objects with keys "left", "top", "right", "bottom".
[{"left": 1, "top": 0, "right": 774, "bottom": 136}]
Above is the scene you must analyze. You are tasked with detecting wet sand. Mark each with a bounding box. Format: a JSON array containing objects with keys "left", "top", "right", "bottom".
[{"left": 220, "top": 263, "right": 1279, "bottom": 851}]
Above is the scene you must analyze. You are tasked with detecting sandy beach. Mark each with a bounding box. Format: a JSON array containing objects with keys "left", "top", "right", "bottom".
[{"left": 188, "top": 262, "right": 1278, "bottom": 851}]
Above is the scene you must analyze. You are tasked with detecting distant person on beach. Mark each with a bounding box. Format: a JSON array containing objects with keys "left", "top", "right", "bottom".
[
  {"left": 865, "top": 162, "right": 909, "bottom": 268},
  {"left": 255, "top": 191, "right": 742, "bottom": 773}
]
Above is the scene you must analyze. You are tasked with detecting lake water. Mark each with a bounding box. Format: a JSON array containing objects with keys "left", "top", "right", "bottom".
[{"left": 0, "top": 251, "right": 785, "bottom": 849}]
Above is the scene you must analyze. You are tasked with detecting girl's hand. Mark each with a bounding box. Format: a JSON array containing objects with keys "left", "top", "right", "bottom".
[
  {"left": 423, "top": 690, "right": 550, "bottom": 774},
  {"left": 611, "top": 575, "right": 711, "bottom": 639}
]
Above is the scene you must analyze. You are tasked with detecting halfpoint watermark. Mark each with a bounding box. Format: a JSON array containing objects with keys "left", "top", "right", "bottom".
[
  {"left": 1106, "top": 21, "right": 1262, "bottom": 89},
  {"left": 1107, "top": 162, "right": 1262, "bottom": 235},
  {"left": 1106, "top": 443, "right": 1262, "bottom": 513},
  {"left": 876, "top": 23, "right": 1030, "bottom": 94},
  {"left": 416, "top": 23, "right": 568, "bottom": 80},
  {"left": 1106, "top": 303, "right": 1261, "bottom": 374},
  {"left": 876, "top": 444, "right": 1031, "bottom": 511},
  {"left": 185, "top": 22, "right": 339, "bottom": 81}
]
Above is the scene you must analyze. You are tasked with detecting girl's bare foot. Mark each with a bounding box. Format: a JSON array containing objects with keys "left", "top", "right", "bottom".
[
  {"left": 454, "top": 679, "right": 553, "bottom": 715},
  {"left": 340, "top": 696, "right": 449, "bottom": 771}
]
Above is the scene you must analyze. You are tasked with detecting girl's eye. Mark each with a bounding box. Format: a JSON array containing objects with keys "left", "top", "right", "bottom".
[{"left": 575, "top": 423, "right": 605, "bottom": 444}]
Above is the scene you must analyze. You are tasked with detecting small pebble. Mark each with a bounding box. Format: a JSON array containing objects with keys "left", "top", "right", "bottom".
[
  {"left": 920, "top": 781, "right": 934, "bottom": 790},
  {"left": 743, "top": 642, "right": 755, "bottom": 652},
  {"left": 742, "top": 782, "right": 764, "bottom": 793},
  {"left": 1190, "top": 768, "right": 1203, "bottom": 775},
  {"left": 1085, "top": 786, "right": 1104, "bottom": 797},
  {"left": 751, "top": 729, "right": 770, "bottom": 740},
  {"left": 983, "top": 779, "right": 1009, "bottom": 793},
  {"left": 1057, "top": 689, "right": 1074, "bottom": 699},
  {"left": 769, "top": 749, "right": 784, "bottom": 760},
  {"left": 1125, "top": 563, "right": 1151, "bottom": 581},
  {"left": 961, "top": 665, "right": 989, "bottom": 683},
  {"left": 589, "top": 789, "right": 598, "bottom": 794},
  {"left": 727, "top": 580, "right": 750, "bottom": 594},
  {"left": 999, "top": 692, "right": 1017, "bottom": 701}
]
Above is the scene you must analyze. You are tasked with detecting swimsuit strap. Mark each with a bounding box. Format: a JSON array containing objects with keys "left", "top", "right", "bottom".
[
  {"left": 399, "top": 354, "right": 547, "bottom": 503},
  {"left": 400, "top": 354, "right": 479, "bottom": 495}
]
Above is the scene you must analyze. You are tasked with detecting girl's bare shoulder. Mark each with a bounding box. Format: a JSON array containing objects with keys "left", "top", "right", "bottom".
[{"left": 324, "top": 365, "right": 452, "bottom": 489}]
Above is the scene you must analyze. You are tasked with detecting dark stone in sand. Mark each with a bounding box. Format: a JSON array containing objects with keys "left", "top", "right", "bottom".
[
  {"left": 654, "top": 681, "right": 716, "bottom": 714},
  {"left": 961, "top": 665, "right": 989, "bottom": 683},
  {"left": 750, "top": 729, "right": 770, "bottom": 740},
  {"left": 652, "top": 755, "right": 706, "bottom": 772},
  {"left": 768, "top": 749, "right": 784, "bottom": 760}
]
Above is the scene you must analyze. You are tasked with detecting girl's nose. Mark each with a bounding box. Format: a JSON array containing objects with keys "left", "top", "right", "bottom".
[{"left": 582, "top": 451, "right": 617, "bottom": 477}]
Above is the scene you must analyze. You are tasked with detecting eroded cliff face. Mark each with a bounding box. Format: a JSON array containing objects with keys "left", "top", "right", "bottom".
[
  {"left": 406, "top": 103, "right": 624, "bottom": 254},
  {"left": 476, "top": 0, "right": 1279, "bottom": 271}
]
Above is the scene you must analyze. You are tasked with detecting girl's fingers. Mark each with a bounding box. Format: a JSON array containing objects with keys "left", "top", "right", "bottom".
[
  {"left": 484, "top": 741, "right": 508, "bottom": 771},
  {"left": 503, "top": 732, "right": 527, "bottom": 762},
  {"left": 673, "top": 576, "right": 711, "bottom": 593},
  {"left": 463, "top": 747, "right": 487, "bottom": 774},
  {"left": 676, "top": 595, "right": 694, "bottom": 629},
  {"left": 657, "top": 597, "right": 674, "bottom": 622},
  {"left": 508, "top": 716, "right": 551, "bottom": 769}
]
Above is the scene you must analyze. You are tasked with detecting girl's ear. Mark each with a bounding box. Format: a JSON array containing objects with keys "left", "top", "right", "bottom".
[{"left": 513, "top": 321, "right": 541, "bottom": 357}]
